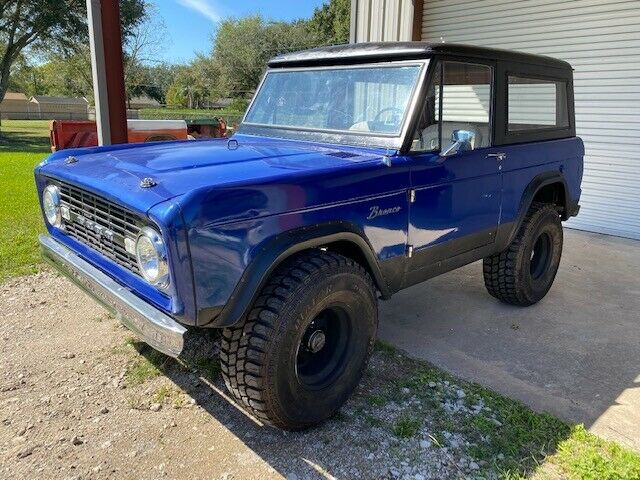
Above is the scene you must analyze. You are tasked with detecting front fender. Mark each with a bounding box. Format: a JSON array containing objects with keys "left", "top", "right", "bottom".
[
  {"left": 202, "top": 221, "right": 389, "bottom": 328},
  {"left": 187, "top": 187, "right": 409, "bottom": 327}
]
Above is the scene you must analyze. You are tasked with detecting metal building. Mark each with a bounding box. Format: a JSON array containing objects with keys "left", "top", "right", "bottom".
[
  {"left": 0, "top": 92, "right": 32, "bottom": 119},
  {"left": 351, "top": 0, "right": 640, "bottom": 240},
  {"left": 30, "top": 96, "right": 90, "bottom": 120}
]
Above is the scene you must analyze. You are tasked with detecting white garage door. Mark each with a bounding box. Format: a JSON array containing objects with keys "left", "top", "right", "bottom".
[{"left": 421, "top": 0, "right": 640, "bottom": 239}]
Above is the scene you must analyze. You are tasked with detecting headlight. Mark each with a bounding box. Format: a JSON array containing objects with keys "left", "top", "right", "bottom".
[
  {"left": 135, "top": 227, "right": 169, "bottom": 288},
  {"left": 43, "top": 185, "right": 62, "bottom": 227}
]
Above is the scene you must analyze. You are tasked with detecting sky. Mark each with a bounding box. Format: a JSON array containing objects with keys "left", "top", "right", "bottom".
[{"left": 153, "top": 0, "right": 328, "bottom": 64}]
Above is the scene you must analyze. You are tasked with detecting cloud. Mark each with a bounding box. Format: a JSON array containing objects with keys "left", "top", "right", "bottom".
[{"left": 177, "top": 0, "right": 221, "bottom": 23}]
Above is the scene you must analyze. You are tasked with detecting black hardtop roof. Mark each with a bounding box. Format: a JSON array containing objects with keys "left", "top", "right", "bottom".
[{"left": 269, "top": 42, "right": 572, "bottom": 70}]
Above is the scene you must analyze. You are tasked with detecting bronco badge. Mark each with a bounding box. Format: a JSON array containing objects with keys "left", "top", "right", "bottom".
[{"left": 367, "top": 205, "right": 402, "bottom": 220}]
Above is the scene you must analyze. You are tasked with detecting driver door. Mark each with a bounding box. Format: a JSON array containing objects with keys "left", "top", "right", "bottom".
[{"left": 407, "top": 60, "right": 502, "bottom": 274}]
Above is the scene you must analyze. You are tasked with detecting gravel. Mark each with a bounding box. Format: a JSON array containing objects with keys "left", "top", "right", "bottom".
[{"left": 1, "top": 271, "right": 496, "bottom": 479}]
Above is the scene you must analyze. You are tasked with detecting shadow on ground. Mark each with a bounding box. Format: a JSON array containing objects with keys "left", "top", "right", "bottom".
[
  {"left": 133, "top": 326, "right": 574, "bottom": 479},
  {"left": 0, "top": 131, "right": 50, "bottom": 153}
]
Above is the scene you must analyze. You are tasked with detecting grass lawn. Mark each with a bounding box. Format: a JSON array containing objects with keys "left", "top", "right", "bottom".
[
  {"left": 1, "top": 119, "right": 640, "bottom": 478},
  {"left": 361, "top": 342, "right": 640, "bottom": 479},
  {"left": 0, "top": 120, "right": 50, "bottom": 282}
]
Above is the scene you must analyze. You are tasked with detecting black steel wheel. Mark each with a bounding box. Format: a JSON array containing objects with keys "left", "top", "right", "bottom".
[
  {"left": 220, "top": 251, "right": 378, "bottom": 430},
  {"left": 295, "top": 306, "right": 352, "bottom": 390},
  {"left": 529, "top": 231, "right": 553, "bottom": 280}
]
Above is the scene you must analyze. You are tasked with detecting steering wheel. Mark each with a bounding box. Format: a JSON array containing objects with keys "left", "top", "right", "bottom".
[{"left": 373, "top": 107, "right": 404, "bottom": 125}]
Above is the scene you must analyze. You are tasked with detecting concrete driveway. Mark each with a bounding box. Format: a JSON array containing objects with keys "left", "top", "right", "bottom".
[{"left": 380, "top": 229, "right": 640, "bottom": 451}]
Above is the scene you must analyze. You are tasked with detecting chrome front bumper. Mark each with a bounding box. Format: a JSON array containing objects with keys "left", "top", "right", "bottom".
[{"left": 39, "top": 234, "right": 186, "bottom": 357}]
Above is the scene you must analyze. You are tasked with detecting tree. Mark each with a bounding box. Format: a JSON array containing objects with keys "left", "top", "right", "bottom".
[
  {"left": 165, "top": 58, "right": 217, "bottom": 108},
  {"left": 125, "top": 62, "right": 176, "bottom": 105},
  {"left": 210, "top": 16, "right": 319, "bottom": 99},
  {"left": 165, "top": 80, "right": 186, "bottom": 108},
  {"left": 5, "top": 51, "right": 38, "bottom": 96},
  {"left": 0, "top": 0, "right": 147, "bottom": 103},
  {"left": 34, "top": 48, "right": 93, "bottom": 98},
  {"left": 206, "top": 0, "right": 351, "bottom": 101},
  {"left": 5, "top": 2, "right": 167, "bottom": 105},
  {"left": 122, "top": 4, "right": 167, "bottom": 106},
  {"left": 145, "top": 63, "right": 180, "bottom": 103},
  {"left": 210, "top": 16, "right": 273, "bottom": 97},
  {"left": 308, "top": 0, "right": 350, "bottom": 45}
]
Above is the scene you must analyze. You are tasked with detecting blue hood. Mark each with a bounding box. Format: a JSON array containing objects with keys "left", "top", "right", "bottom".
[{"left": 36, "top": 135, "right": 388, "bottom": 216}]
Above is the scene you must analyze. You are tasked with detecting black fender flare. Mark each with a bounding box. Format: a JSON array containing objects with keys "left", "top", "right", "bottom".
[
  {"left": 206, "top": 221, "right": 389, "bottom": 328},
  {"left": 497, "top": 171, "right": 572, "bottom": 248}
]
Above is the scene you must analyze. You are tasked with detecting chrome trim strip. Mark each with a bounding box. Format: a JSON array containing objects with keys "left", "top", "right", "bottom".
[{"left": 39, "top": 234, "right": 186, "bottom": 358}]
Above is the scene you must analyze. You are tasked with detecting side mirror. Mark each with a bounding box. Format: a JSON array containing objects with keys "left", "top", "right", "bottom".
[{"left": 441, "top": 129, "right": 476, "bottom": 157}]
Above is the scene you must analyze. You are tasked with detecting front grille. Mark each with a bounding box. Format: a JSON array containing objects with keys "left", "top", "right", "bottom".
[{"left": 57, "top": 182, "right": 144, "bottom": 275}]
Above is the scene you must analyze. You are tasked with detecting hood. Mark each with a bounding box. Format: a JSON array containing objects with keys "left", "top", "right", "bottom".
[{"left": 37, "top": 135, "right": 388, "bottom": 215}]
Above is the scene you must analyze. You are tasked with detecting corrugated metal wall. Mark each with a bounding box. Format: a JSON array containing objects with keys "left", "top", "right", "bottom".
[
  {"left": 351, "top": 0, "right": 415, "bottom": 42},
  {"left": 420, "top": 0, "right": 640, "bottom": 239}
]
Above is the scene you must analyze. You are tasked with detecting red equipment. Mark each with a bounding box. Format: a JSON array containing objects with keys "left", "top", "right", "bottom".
[{"left": 49, "top": 119, "right": 189, "bottom": 152}]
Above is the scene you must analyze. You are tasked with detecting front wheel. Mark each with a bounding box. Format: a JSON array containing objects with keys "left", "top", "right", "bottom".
[
  {"left": 220, "top": 251, "right": 378, "bottom": 430},
  {"left": 483, "top": 202, "right": 563, "bottom": 306}
]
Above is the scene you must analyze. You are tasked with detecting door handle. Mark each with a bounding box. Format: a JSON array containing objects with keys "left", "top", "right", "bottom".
[{"left": 487, "top": 152, "right": 506, "bottom": 161}]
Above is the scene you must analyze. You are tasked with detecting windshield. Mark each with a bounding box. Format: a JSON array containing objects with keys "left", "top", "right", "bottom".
[{"left": 244, "top": 64, "right": 422, "bottom": 136}]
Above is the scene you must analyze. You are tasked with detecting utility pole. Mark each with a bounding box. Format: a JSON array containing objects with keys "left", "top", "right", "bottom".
[{"left": 86, "top": 0, "right": 128, "bottom": 146}]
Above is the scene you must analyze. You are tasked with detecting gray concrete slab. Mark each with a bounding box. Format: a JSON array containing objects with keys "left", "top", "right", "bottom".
[{"left": 379, "top": 229, "right": 640, "bottom": 451}]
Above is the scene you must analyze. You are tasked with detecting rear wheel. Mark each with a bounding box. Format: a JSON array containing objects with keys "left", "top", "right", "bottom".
[
  {"left": 483, "top": 202, "right": 563, "bottom": 306},
  {"left": 220, "top": 251, "right": 378, "bottom": 430}
]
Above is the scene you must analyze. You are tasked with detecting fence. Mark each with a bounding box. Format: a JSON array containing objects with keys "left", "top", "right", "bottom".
[
  {"left": 0, "top": 110, "right": 89, "bottom": 121},
  {"left": 138, "top": 109, "right": 244, "bottom": 125},
  {"left": 88, "top": 107, "right": 245, "bottom": 126},
  {"left": 1, "top": 107, "right": 245, "bottom": 131}
]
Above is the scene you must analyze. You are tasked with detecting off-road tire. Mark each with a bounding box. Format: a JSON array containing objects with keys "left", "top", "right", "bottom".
[
  {"left": 220, "top": 251, "right": 378, "bottom": 430},
  {"left": 483, "top": 202, "right": 563, "bottom": 306}
]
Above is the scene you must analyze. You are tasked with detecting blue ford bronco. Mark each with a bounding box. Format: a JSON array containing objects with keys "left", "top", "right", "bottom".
[{"left": 36, "top": 43, "right": 583, "bottom": 430}]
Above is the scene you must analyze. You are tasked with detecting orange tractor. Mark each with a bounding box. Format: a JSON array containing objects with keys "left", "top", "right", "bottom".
[{"left": 49, "top": 118, "right": 228, "bottom": 151}]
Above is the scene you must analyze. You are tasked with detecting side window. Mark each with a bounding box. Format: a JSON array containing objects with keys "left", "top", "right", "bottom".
[
  {"left": 441, "top": 62, "right": 492, "bottom": 150},
  {"left": 412, "top": 61, "right": 492, "bottom": 152},
  {"left": 507, "top": 75, "right": 569, "bottom": 132}
]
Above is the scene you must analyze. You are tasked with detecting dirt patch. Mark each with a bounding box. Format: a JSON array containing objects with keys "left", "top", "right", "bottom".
[{"left": 1, "top": 271, "right": 572, "bottom": 479}]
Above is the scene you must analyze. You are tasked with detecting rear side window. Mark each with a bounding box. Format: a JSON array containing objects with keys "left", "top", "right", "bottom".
[{"left": 507, "top": 75, "right": 569, "bottom": 132}]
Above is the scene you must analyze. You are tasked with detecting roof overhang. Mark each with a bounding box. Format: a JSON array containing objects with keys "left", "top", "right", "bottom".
[{"left": 268, "top": 42, "right": 572, "bottom": 70}]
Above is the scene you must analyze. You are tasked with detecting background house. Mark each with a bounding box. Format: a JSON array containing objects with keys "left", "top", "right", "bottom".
[
  {"left": 29, "top": 95, "right": 89, "bottom": 120},
  {"left": 128, "top": 94, "right": 161, "bottom": 109},
  {"left": 351, "top": 0, "right": 640, "bottom": 240},
  {"left": 0, "top": 92, "right": 32, "bottom": 119}
]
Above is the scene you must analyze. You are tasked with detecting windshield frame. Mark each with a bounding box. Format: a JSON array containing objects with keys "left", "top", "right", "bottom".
[{"left": 239, "top": 59, "right": 430, "bottom": 150}]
